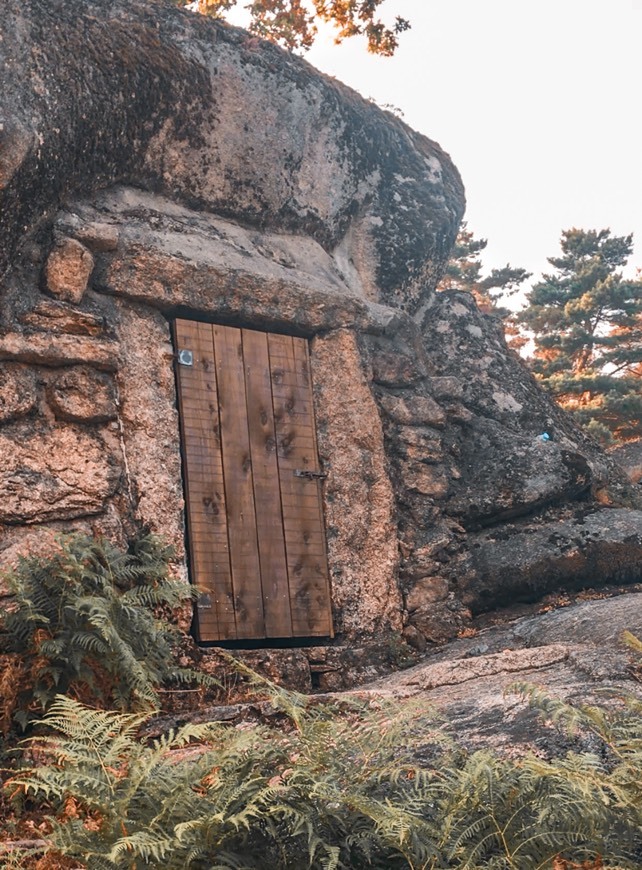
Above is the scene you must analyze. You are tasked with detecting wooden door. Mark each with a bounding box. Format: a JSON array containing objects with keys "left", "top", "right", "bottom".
[{"left": 174, "top": 319, "right": 333, "bottom": 642}]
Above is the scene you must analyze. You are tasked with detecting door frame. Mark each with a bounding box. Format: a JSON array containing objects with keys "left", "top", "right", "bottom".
[{"left": 173, "top": 317, "right": 334, "bottom": 644}]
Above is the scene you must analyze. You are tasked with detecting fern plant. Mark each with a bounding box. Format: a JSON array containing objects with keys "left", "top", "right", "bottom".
[
  {"left": 9, "top": 677, "right": 642, "bottom": 870},
  {"left": 0, "top": 533, "right": 208, "bottom": 728},
  {"left": 8, "top": 695, "right": 322, "bottom": 869},
  {"left": 6, "top": 635, "right": 642, "bottom": 868}
]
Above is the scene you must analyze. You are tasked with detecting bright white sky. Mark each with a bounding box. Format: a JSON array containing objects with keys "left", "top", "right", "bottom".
[{"left": 227, "top": 1, "right": 642, "bottom": 290}]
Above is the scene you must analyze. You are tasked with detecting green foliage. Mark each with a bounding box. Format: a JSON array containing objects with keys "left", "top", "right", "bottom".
[
  {"left": 1, "top": 534, "right": 206, "bottom": 727},
  {"left": 437, "top": 222, "right": 531, "bottom": 317},
  {"left": 171, "top": 0, "right": 411, "bottom": 55},
  {"left": 4, "top": 536, "right": 642, "bottom": 868},
  {"left": 515, "top": 228, "right": 642, "bottom": 442},
  {"left": 10, "top": 650, "right": 642, "bottom": 869}
]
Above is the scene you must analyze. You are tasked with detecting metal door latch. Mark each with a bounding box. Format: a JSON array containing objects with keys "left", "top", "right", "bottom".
[
  {"left": 294, "top": 469, "right": 327, "bottom": 480},
  {"left": 178, "top": 349, "right": 193, "bottom": 366}
]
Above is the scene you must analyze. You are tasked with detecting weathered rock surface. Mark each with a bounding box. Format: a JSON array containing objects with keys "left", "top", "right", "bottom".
[
  {"left": 45, "top": 237, "right": 94, "bottom": 303},
  {"left": 0, "top": 332, "right": 118, "bottom": 370},
  {"left": 163, "top": 594, "right": 642, "bottom": 747},
  {"left": 0, "top": 363, "right": 37, "bottom": 422},
  {"left": 378, "top": 394, "right": 446, "bottom": 428},
  {"left": 406, "top": 576, "right": 450, "bottom": 612},
  {"left": 59, "top": 215, "right": 120, "bottom": 252},
  {"left": 364, "top": 593, "right": 642, "bottom": 752},
  {"left": 393, "top": 289, "right": 642, "bottom": 643},
  {"left": 610, "top": 439, "right": 642, "bottom": 484},
  {"left": 420, "top": 291, "right": 630, "bottom": 505},
  {"left": 0, "top": 424, "right": 121, "bottom": 523},
  {"left": 461, "top": 507, "right": 642, "bottom": 612},
  {"left": 19, "top": 299, "right": 107, "bottom": 337},
  {"left": 88, "top": 187, "right": 387, "bottom": 334},
  {"left": 444, "top": 419, "right": 593, "bottom": 527},
  {"left": 311, "top": 330, "right": 402, "bottom": 638},
  {"left": 45, "top": 366, "right": 117, "bottom": 423},
  {"left": 0, "top": 0, "right": 464, "bottom": 305},
  {"left": 113, "top": 301, "right": 186, "bottom": 549}
]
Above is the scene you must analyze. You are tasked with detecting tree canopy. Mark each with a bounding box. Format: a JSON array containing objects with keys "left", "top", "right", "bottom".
[
  {"left": 440, "top": 225, "right": 642, "bottom": 443},
  {"left": 437, "top": 222, "right": 531, "bottom": 316},
  {"left": 180, "top": 0, "right": 411, "bottom": 54},
  {"left": 516, "top": 228, "right": 642, "bottom": 443}
]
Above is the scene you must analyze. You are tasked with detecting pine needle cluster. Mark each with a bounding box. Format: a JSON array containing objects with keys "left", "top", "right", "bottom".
[{"left": 0, "top": 534, "right": 210, "bottom": 731}]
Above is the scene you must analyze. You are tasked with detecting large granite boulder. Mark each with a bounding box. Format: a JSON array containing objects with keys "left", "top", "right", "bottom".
[
  {"left": 365, "top": 592, "right": 642, "bottom": 753},
  {"left": 0, "top": 0, "right": 463, "bottom": 306},
  {"left": 0, "top": 0, "right": 640, "bottom": 677}
]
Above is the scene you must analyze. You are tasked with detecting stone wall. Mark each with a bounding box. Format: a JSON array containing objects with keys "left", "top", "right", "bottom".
[
  {"left": 0, "top": 0, "right": 463, "bottom": 302},
  {"left": 3, "top": 187, "right": 641, "bottom": 679},
  {"left": 0, "top": 187, "right": 412, "bottom": 653},
  {"left": 2, "top": 0, "right": 642, "bottom": 689}
]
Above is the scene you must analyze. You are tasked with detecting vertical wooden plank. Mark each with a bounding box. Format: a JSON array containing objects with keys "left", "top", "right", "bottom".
[
  {"left": 213, "top": 324, "right": 265, "bottom": 638},
  {"left": 242, "top": 329, "right": 293, "bottom": 638},
  {"left": 268, "top": 333, "right": 333, "bottom": 637},
  {"left": 292, "top": 337, "right": 333, "bottom": 635},
  {"left": 174, "top": 319, "right": 236, "bottom": 641}
]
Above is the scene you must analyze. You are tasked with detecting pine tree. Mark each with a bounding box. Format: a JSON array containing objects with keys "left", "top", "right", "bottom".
[
  {"left": 437, "top": 222, "right": 530, "bottom": 316},
  {"left": 516, "top": 228, "right": 642, "bottom": 443}
]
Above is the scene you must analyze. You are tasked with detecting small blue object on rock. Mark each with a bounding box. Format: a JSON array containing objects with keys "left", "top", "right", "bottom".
[{"left": 537, "top": 432, "right": 551, "bottom": 442}]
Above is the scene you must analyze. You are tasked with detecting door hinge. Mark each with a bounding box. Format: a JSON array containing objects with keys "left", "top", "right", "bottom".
[{"left": 294, "top": 469, "right": 327, "bottom": 480}]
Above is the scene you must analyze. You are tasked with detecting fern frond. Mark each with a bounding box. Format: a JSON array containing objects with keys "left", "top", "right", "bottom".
[
  {"left": 621, "top": 630, "right": 642, "bottom": 657},
  {"left": 7, "top": 650, "right": 642, "bottom": 869},
  {"left": 0, "top": 532, "right": 200, "bottom": 723}
]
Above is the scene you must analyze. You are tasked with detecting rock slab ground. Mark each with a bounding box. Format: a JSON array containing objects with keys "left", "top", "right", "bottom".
[{"left": 359, "top": 593, "right": 642, "bottom": 754}]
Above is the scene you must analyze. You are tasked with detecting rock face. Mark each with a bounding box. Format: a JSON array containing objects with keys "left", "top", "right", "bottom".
[
  {"left": 46, "top": 367, "right": 117, "bottom": 424},
  {"left": 0, "top": 0, "right": 641, "bottom": 687},
  {"left": 610, "top": 439, "right": 642, "bottom": 484},
  {"left": 0, "top": 424, "right": 120, "bottom": 524},
  {"left": 0, "top": 0, "right": 462, "bottom": 304},
  {"left": 461, "top": 508, "right": 642, "bottom": 612},
  {"left": 45, "top": 237, "right": 94, "bottom": 303},
  {"left": 0, "top": 363, "right": 38, "bottom": 422},
  {"left": 311, "top": 330, "right": 402, "bottom": 638},
  {"left": 366, "top": 593, "right": 642, "bottom": 753}
]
